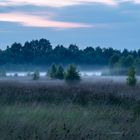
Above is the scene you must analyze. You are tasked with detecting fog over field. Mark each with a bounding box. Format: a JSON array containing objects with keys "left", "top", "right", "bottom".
[
  {"left": 1, "top": 0, "right": 140, "bottom": 139},
  {"left": 6, "top": 71, "right": 102, "bottom": 77},
  {"left": 0, "top": 70, "right": 139, "bottom": 84}
]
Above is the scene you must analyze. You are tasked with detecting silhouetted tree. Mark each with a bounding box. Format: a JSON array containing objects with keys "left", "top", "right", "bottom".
[
  {"left": 56, "top": 65, "right": 64, "bottom": 79},
  {"left": 48, "top": 64, "right": 57, "bottom": 79},
  {"left": 127, "top": 67, "right": 137, "bottom": 86},
  {"left": 65, "top": 64, "right": 80, "bottom": 82},
  {"left": 0, "top": 38, "right": 140, "bottom": 73},
  {"left": 32, "top": 71, "right": 40, "bottom": 80}
]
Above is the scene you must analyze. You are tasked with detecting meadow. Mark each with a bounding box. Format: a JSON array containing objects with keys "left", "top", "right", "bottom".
[{"left": 0, "top": 78, "right": 140, "bottom": 140}]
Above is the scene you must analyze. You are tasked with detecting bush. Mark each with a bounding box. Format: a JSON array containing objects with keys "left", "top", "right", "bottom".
[
  {"left": 48, "top": 64, "right": 57, "bottom": 79},
  {"left": 32, "top": 71, "right": 40, "bottom": 80},
  {"left": 56, "top": 65, "right": 64, "bottom": 79},
  {"left": 65, "top": 64, "right": 81, "bottom": 82},
  {"left": 127, "top": 66, "right": 137, "bottom": 86}
]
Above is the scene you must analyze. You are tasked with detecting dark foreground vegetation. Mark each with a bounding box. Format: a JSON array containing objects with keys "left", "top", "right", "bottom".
[
  {"left": 1, "top": 38, "right": 140, "bottom": 74},
  {"left": 0, "top": 80, "right": 140, "bottom": 140}
]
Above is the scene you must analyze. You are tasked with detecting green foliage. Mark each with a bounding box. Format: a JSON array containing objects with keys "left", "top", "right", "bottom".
[
  {"left": 109, "top": 54, "right": 120, "bottom": 68},
  {"left": 121, "top": 55, "right": 135, "bottom": 68},
  {"left": 65, "top": 64, "right": 80, "bottom": 82},
  {"left": 32, "top": 71, "right": 40, "bottom": 80},
  {"left": 48, "top": 64, "right": 65, "bottom": 80},
  {"left": 134, "top": 58, "right": 140, "bottom": 68},
  {"left": 56, "top": 65, "right": 64, "bottom": 79},
  {"left": 48, "top": 64, "right": 57, "bottom": 79},
  {"left": 127, "top": 67, "right": 137, "bottom": 86},
  {"left": 1, "top": 38, "right": 140, "bottom": 70}
]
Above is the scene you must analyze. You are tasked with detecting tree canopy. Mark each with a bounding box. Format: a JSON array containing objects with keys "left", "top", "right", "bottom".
[{"left": 0, "top": 38, "right": 139, "bottom": 70}]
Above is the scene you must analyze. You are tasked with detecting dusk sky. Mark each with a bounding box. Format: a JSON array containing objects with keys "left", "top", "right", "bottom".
[{"left": 0, "top": 0, "right": 140, "bottom": 50}]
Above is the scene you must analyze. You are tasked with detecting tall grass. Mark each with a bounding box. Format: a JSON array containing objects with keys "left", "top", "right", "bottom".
[
  {"left": 0, "top": 81, "right": 140, "bottom": 139},
  {"left": 0, "top": 81, "right": 138, "bottom": 106},
  {"left": 0, "top": 103, "right": 140, "bottom": 140}
]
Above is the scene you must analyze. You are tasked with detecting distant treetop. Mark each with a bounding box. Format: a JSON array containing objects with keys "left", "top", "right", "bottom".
[{"left": 0, "top": 38, "right": 139, "bottom": 70}]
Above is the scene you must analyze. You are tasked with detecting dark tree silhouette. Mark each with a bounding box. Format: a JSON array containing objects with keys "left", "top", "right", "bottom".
[
  {"left": 48, "top": 64, "right": 57, "bottom": 79},
  {"left": 0, "top": 38, "right": 140, "bottom": 72},
  {"left": 55, "top": 65, "right": 64, "bottom": 80},
  {"left": 127, "top": 67, "right": 137, "bottom": 86},
  {"left": 65, "top": 64, "right": 80, "bottom": 81}
]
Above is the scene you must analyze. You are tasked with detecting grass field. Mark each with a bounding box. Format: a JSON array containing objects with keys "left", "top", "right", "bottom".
[{"left": 0, "top": 79, "right": 140, "bottom": 140}]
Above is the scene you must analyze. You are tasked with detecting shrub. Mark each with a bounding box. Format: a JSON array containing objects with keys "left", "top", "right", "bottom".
[
  {"left": 65, "top": 64, "right": 81, "bottom": 82},
  {"left": 32, "top": 71, "right": 40, "bottom": 80},
  {"left": 127, "top": 66, "right": 137, "bottom": 86},
  {"left": 56, "top": 65, "right": 64, "bottom": 79},
  {"left": 48, "top": 64, "right": 57, "bottom": 79}
]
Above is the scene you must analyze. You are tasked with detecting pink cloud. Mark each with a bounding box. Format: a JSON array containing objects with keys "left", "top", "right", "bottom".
[
  {"left": 134, "top": 0, "right": 140, "bottom": 3},
  {"left": 1, "top": 0, "right": 140, "bottom": 7},
  {"left": 0, "top": 12, "right": 93, "bottom": 29},
  {"left": 0, "top": 0, "right": 117, "bottom": 7}
]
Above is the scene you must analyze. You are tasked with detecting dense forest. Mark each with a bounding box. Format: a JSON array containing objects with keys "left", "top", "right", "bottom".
[{"left": 0, "top": 38, "right": 140, "bottom": 70}]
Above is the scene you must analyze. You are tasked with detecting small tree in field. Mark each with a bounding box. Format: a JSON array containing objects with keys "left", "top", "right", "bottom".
[
  {"left": 56, "top": 65, "right": 64, "bottom": 79},
  {"left": 32, "top": 71, "right": 40, "bottom": 80},
  {"left": 65, "top": 64, "right": 80, "bottom": 82},
  {"left": 127, "top": 66, "right": 137, "bottom": 86},
  {"left": 48, "top": 64, "right": 57, "bottom": 79}
]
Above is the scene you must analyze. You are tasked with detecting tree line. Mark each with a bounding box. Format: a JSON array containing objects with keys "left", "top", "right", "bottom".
[{"left": 0, "top": 38, "right": 140, "bottom": 69}]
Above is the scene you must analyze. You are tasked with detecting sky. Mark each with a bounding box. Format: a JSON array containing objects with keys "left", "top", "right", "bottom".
[{"left": 0, "top": 0, "right": 140, "bottom": 50}]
